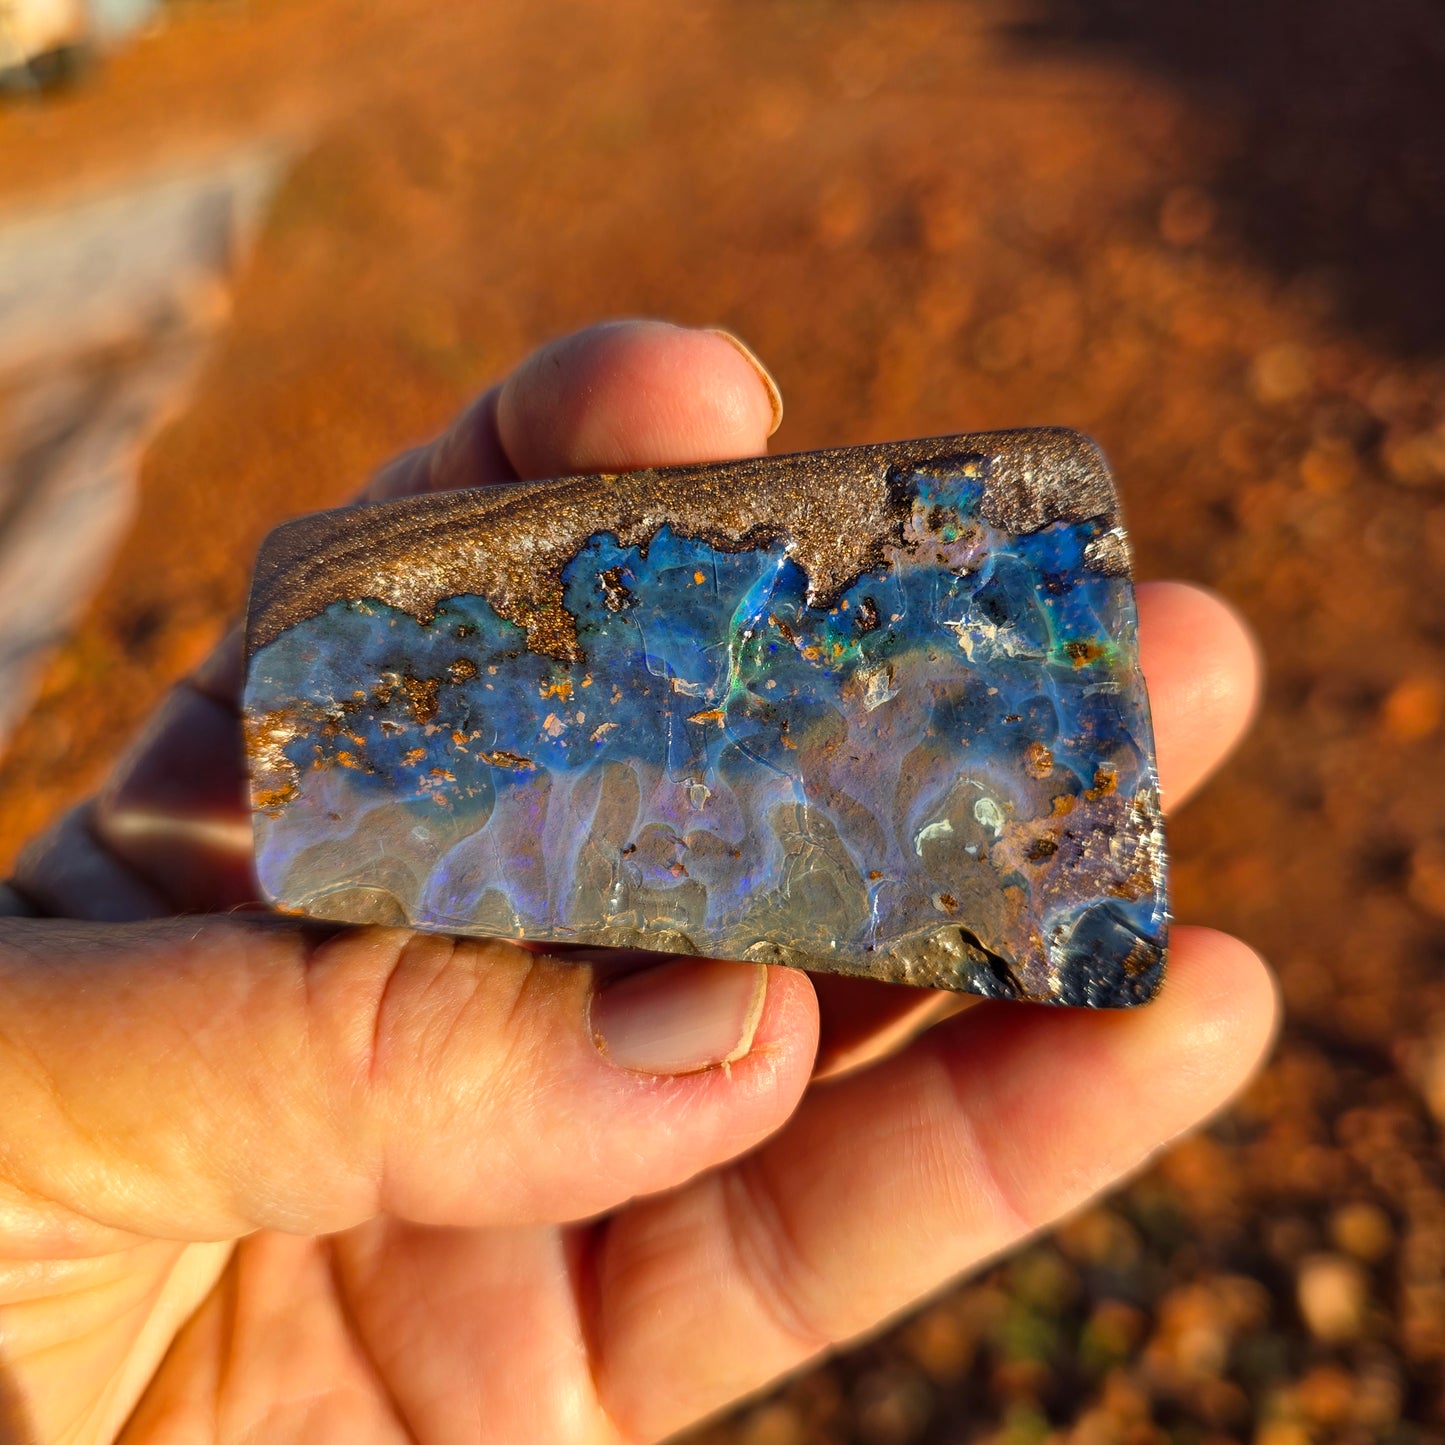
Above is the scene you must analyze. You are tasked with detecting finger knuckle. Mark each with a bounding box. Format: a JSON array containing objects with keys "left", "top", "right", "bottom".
[{"left": 719, "top": 1158, "right": 834, "bottom": 1359}]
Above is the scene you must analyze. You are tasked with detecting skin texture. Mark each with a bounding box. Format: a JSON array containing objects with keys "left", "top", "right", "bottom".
[{"left": 0, "top": 321, "right": 1277, "bottom": 1445}]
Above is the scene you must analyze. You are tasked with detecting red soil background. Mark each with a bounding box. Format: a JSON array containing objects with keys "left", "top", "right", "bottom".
[{"left": 3, "top": 1, "right": 1443, "bottom": 1439}]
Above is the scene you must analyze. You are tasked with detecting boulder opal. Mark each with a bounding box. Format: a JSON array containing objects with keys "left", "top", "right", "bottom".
[{"left": 244, "top": 430, "right": 1168, "bottom": 1005}]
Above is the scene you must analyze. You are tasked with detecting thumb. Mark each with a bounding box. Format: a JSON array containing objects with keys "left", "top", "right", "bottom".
[{"left": 0, "top": 917, "right": 817, "bottom": 1243}]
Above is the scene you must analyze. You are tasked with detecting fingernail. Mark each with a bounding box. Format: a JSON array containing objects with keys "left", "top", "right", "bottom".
[
  {"left": 706, "top": 328, "right": 784, "bottom": 437},
  {"left": 592, "top": 958, "right": 768, "bottom": 1075}
]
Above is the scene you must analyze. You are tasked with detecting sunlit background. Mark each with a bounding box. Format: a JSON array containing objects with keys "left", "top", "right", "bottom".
[{"left": 2, "top": 1, "right": 1443, "bottom": 1439}]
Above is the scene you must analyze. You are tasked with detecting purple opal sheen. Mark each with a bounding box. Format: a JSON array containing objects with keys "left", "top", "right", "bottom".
[{"left": 243, "top": 430, "right": 1168, "bottom": 1005}]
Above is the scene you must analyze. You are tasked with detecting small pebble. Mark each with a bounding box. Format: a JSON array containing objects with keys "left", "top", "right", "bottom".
[
  {"left": 1296, "top": 1253, "right": 1369, "bottom": 1343},
  {"left": 1381, "top": 674, "right": 1444, "bottom": 741},
  {"left": 1329, "top": 1201, "right": 1395, "bottom": 1263},
  {"left": 1250, "top": 344, "right": 1314, "bottom": 404},
  {"left": 738, "top": 1403, "right": 806, "bottom": 1445},
  {"left": 1293, "top": 1363, "right": 1357, "bottom": 1426}
]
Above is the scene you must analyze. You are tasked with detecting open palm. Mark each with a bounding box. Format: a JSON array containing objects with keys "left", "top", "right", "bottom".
[{"left": 0, "top": 322, "right": 1276, "bottom": 1445}]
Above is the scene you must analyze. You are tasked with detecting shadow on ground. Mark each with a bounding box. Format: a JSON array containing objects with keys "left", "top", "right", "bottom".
[{"left": 1007, "top": 0, "right": 1445, "bottom": 360}]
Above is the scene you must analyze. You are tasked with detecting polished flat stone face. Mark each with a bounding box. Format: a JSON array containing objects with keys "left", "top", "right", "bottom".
[{"left": 244, "top": 430, "right": 1167, "bottom": 1005}]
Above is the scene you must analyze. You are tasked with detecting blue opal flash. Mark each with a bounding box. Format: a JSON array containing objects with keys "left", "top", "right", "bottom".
[{"left": 244, "top": 431, "right": 1168, "bottom": 1005}]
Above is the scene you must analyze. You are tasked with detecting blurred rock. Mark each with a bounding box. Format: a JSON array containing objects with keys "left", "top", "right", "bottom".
[
  {"left": 1292, "top": 1364, "right": 1357, "bottom": 1428},
  {"left": 1144, "top": 1291, "right": 1226, "bottom": 1386},
  {"left": 1055, "top": 1208, "right": 1144, "bottom": 1276},
  {"left": 1079, "top": 1300, "right": 1148, "bottom": 1375},
  {"left": 1383, "top": 424, "right": 1445, "bottom": 488},
  {"left": 1254, "top": 1422, "right": 1311, "bottom": 1445},
  {"left": 900, "top": 1301, "right": 976, "bottom": 1384},
  {"left": 1007, "top": 1248, "right": 1082, "bottom": 1316},
  {"left": 853, "top": 1368, "right": 933, "bottom": 1445},
  {"left": 1381, "top": 674, "right": 1444, "bottom": 741},
  {"left": 1298, "top": 436, "right": 1359, "bottom": 495},
  {"left": 737, "top": 1402, "right": 806, "bottom": 1445},
  {"left": 1296, "top": 1253, "right": 1369, "bottom": 1343},
  {"left": 1329, "top": 1201, "right": 1395, "bottom": 1263},
  {"left": 1250, "top": 344, "right": 1314, "bottom": 405}
]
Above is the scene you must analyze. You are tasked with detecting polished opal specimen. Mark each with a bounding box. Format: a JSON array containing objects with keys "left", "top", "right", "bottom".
[{"left": 244, "top": 430, "right": 1168, "bottom": 1005}]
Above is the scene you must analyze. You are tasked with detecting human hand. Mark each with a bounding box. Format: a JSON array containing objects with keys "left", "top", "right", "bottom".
[{"left": 0, "top": 321, "right": 1276, "bottom": 1444}]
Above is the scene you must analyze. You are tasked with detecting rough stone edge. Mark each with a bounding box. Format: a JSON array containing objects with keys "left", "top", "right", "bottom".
[{"left": 246, "top": 427, "right": 1127, "bottom": 657}]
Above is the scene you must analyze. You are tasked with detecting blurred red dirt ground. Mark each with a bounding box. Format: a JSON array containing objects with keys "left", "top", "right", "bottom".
[{"left": 2, "top": 0, "right": 1444, "bottom": 1439}]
